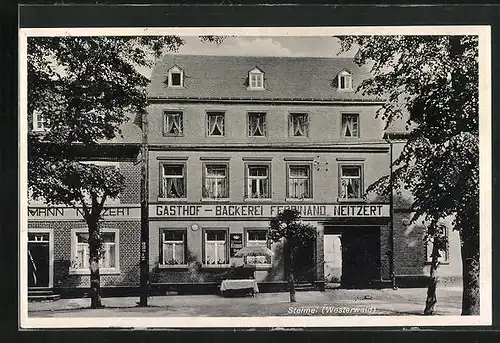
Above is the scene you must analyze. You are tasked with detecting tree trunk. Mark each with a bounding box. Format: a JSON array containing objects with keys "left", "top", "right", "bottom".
[
  {"left": 88, "top": 218, "right": 104, "bottom": 309},
  {"left": 460, "top": 229, "right": 480, "bottom": 315},
  {"left": 424, "top": 237, "right": 439, "bottom": 315},
  {"left": 287, "top": 240, "right": 296, "bottom": 303}
]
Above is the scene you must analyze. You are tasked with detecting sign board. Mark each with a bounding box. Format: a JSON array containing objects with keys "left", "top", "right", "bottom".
[
  {"left": 149, "top": 203, "right": 390, "bottom": 219},
  {"left": 28, "top": 205, "right": 141, "bottom": 221},
  {"left": 229, "top": 233, "right": 244, "bottom": 257}
]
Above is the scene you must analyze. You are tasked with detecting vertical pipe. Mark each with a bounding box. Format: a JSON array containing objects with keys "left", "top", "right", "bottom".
[
  {"left": 139, "top": 109, "right": 149, "bottom": 306},
  {"left": 386, "top": 137, "right": 397, "bottom": 290}
]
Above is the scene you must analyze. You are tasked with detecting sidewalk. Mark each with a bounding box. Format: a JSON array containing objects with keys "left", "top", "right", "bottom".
[{"left": 28, "top": 286, "right": 463, "bottom": 317}]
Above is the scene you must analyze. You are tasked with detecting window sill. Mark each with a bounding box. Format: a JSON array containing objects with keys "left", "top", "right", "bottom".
[
  {"left": 157, "top": 197, "right": 188, "bottom": 202},
  {"left": 424, "top": 261, "right": 450, "bottom": 266},
  {"left": 202, "top": 264, "right": 231, "bottom": 269},
  {"left": 285, "top": 198, "right": 313, "bottom": 202},
  {"left": 337, "top": 198, "right": 367, "bottom": 203},
  {"left": 69, "top": 268, "right": 121, "bottom": 275},
  {"left": 244, "top": 198, "right": 273, "bottom": 202},
  {"left": 246, "top": 264, "right": 272, "bottom": 270},
  {"left": 201, "top": 198, "right": 230, "bottom": 203},
  {"left": 162, "top": 134, "right": 185, "bottom": 138},
  {"left": 158, "top": 264, "right": 189, "bottom": 269}
]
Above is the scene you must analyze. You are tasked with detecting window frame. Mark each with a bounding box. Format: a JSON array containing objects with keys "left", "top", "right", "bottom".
[
  {"left": 159, "top": 162, "right": 188, "bottom": 200},
  {"left": 244, "top": 228, "right": 272, "bottom": 268},
  {"left": 202, "top": 162, "right": 230, "bottom": 200},
  {"left": 244, "top": 162, "right": 272, "bottom": 200},
  {"left": 338, "top": 70, "right": 353, "bottom": 91},
  {"left": 163, "top": 110, "right": 184, "bottom": 137},
  {"left": 286, "top": 163, "right": 313, "bottom": 200},
  {"left": 159, "top": 228, "right": 188, "bottom": 268},
  {"left": 202, "top": 228, "right": 230, "bottom": 268},
  {"left": 69, "top": 228, "right": 120, "bottom": 275},
  {"left": 32, "top": 110, "right": 48, "bottom": 132},
  {"left": 247, "top": 112, "right": 268, "bottom": 137},
  {"left": 425, "top": 226, "right": 450, "bottom": 264},
  {"left": 248, "top": 69, "right": 265, "bottom": 90},
  {"left": 206, "top": 111, "right": 226, "bottom": 137},
  {"left": 341, "top": 113, "right": 360, "bottom": 139},
  {"left": 167, "top": 66, "right": 184, "bottom": 88},
  {"left": 338, "top": 163, "right": 364, "bottom": 201},
  {"left": 288, "top": 112, "right": 309, "bottom": 138}
]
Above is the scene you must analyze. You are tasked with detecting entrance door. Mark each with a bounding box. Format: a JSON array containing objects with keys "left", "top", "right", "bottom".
[
  {"left": 341, "top": 228, "right": 380, "bottom": 288},
  {"left": 292, "top": 238, "right": 316, "bottom": 284},
  {"left": 28, "top": 233, "right": 50, "bottom": 288}
]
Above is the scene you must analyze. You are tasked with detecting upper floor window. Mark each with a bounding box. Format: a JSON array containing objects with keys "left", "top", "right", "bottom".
[
  {"left": 167, "top": 66, "right": 184, "bottom": 87},
  {"left": 287, "top": 164, "right": 312, "bottom": 199},
  {"left": 341, "top": 113, "right": 359, "bottom": 138},
  {"left": 248, "top": 67, "right": 264, "bottom": 90},
  {"left": 289, "top": 113, "right": 309, "bottom": 137},
  {"left": 164, "top": 111, "right": 184, "bottom": 136},
  {"left": 338, "top": 69, "right": 353, "bottom": 91},
  {"left": 246, "top": 164, "right": 271, "bottom": 199},
  {"left": 248, "top": 112, "right": 267, "bottom": 137},
  {"left": 339, "top": 165, "right": 363, "bottom": 200},
  {"left": 203, "top": 164, "right": 229, "bottom": 199},
  {"left": 161, "top": 163, "right": 186, "bottom": 199},
  {"left": 245, "top": 229, "right": 272, "bottom": 265},
  {"left": 32, "top": 111, "right": 48, "bottom": 132},
  {"left": 160, "top": 229, "right": 187, "bottom": 266},
  {"left": 206, "top": 112, "right": 225, "bottom": 136}
]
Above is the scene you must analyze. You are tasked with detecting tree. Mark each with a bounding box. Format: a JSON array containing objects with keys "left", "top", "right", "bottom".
[
  {"left": 269, "top": 209, "right": 317, "bottom": 303},
  {"left": 27, "top": 35, "right": 221, "bottom": 308},
  {"left": 338, "top": 35, "right": 479, "bottom": 315}
]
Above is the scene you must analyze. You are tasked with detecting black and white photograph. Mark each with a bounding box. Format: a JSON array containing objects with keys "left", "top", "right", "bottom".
[{"left": 19, "top": 26, "right": 491, "bottom": 328}]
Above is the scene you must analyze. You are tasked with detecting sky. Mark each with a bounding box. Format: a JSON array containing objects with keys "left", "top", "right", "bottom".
[{"left": 173, "top": 36, "right": 356, "bottom": 57}]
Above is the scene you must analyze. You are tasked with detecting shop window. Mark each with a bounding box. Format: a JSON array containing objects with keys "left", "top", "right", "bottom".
[
  {"left": 161, "top": 163, "right": 187, "bottom": 198},
  {"left": 341, "top": 113, "right": 359, "bottom": 138},
  {"left": 339, "top": 165, "right": 363, "bottom": 200},
  {"left": 203, "top": 163, "right": 229, "bottom": 199},
  {"left": 426, "top": 226, "right": 450, "bottom": 263},
  {"left": 245, "top": 229, "right": 272, "bottom": 265},
  {"left": 287, "top": 164, "right": 312, "bottom": 199},
  {"left": 163, "top": 111, "right": 184, "bottom": 136},
  {"left": 204, "top": 229, "right": 229, "bottom": 266},
  {"left": 160, "top": 229, "right": 187, "bottom": 266},
  {"left": 70, "top": 229, "right": 119, "bottom": 274},
  {"left": 248, "top": 112, "right": 267, "bottom": 137},
  {"left": 246, "top": 164, "right": 271, "bottom": 199},
  {"left": 207, "top": 112, "right": 225, "bottom": 136},
  {"left": 289, "top": 113, "right": 309, "bottom": 137}
]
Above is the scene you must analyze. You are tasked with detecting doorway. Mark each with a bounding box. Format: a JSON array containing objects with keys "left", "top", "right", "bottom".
[{"left": 28, "top": 231, "right": 52, "bottom": 288}]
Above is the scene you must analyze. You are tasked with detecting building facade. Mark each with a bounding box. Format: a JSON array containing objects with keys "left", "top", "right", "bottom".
[{"left": 26, "top": 54, "right": 462, "bottom": 299}]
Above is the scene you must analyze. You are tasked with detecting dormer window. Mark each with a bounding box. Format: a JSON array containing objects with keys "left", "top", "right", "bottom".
[
  {"left": 248, "top": 67, "right": 264, "bottom": 90},
  {"left": 167, "top": 66, "right": 184, "bottom": 88},
  {"left": 338, "top": 69, "right": 353, "bottom": 91}
]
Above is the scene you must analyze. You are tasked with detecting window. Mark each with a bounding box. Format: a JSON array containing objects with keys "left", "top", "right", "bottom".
[
  {"left": 341, "top": 113, "right": 359, "bottom": 138},
  {"left": 206, "top": 112, "right": 225, "bottom": 136},
  {"left": 32, "top": 111, "right": 48, "bottom": 132},
  {"left": 161, "top": 164, "right": 186, "bottom": 198},
  {"left": 204, "top": 230, "right": 228, "bottom": 266},
  {"left": 289, "top": 113, "right": 309, "bottom": 137},
  {"left": 167, "top": 66, "right": 184, "bottom": 87},
  {"left": 248, "top": 112, "right": 267, "bottom": 137},
  {"left": 164, "top": 111, "right": 184, "bottom": 136},
  {"left": 245, "top": 229, "right": 272, "bottom": 265},
  {"left": 70, "top": 229, "right": 119, "bottom": 274},
  {"left": 160, "top": 229, "right": 187, "bottom": 266},
  {"left": 426, "top": 226, "right": 450, "bottom": 263},
  {"left": 203, "top": 164, "right": 229, "bottom": 199},
  {"left": 339, "top": 165, "right": 363, "bottom": 200},
  {"left": 287, "top": 165, "right": 312, "bottom": 199},
  {"left": 248, "top": 68, "right": 264, "bottom": 90},
  {"left": 338, "top": 70, "right": 353, "bottom": 90},
  {"left": 246, "top": 165, "right": 271, "bottom": 199}
]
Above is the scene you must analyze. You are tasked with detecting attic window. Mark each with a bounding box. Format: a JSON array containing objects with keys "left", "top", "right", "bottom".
[
  {"left": 338, "top": 70, "right": 352, "bottom": 91},
  {"left": 248, "top": 67, "right": 264, "bottom": 90},
  {"left": 167, "top": 66, "right": 184, "bottom": 88}
]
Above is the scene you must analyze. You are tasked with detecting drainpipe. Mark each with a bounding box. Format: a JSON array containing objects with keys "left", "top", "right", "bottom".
[
  {"left": 385, "top": 136, "right": 397, "bottom": 290},
  {"left": 139, "top": 109, "right": 150, "bottom": 306}
]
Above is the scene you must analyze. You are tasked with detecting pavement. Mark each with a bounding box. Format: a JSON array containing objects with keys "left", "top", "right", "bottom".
[{"left": 27, "top": 286, "right": 463, "bottom": 317}]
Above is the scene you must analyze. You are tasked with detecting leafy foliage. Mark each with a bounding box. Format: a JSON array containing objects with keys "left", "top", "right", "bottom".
[{"left": 269, "top": 209, "right": 317, "bottom": 249}]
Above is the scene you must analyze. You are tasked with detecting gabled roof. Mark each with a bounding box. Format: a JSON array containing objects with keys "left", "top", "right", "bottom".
[{"left": 147, "top": 54, "right": 384, "bottom": 102}]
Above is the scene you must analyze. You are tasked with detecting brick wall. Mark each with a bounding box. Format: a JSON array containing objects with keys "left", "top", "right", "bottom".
[
  {"left": 119, "top": 161, "right": 141, "bottom": 204},
  {"left": 379, "top": 225, "right": 391, "bottom": 280},
  {"left": 28, "top": 220, "right": 140, "bottom": 288}
]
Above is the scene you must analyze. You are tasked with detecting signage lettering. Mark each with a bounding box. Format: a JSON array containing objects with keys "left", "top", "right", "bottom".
[{"left": 28, "top": 205, "right": 140, "bottom": 221}]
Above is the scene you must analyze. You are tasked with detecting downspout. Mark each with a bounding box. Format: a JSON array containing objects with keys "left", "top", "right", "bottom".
[{"left": 385, "top": 136, "right": 397, "bottom": 290}]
